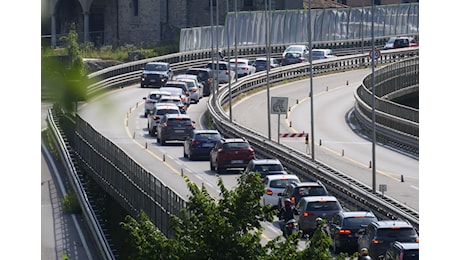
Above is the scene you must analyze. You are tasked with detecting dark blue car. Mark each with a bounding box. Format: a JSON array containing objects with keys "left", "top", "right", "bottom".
[{"left": 183, "top": 129, "right": 222, "bottom": 160}]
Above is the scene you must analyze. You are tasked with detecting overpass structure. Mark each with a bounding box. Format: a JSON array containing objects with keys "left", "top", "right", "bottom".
[{"left": 44, "top": 43, "right": 418, "bottom": 258}]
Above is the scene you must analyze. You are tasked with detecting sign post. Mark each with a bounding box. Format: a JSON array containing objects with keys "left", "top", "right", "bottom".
[{"left": 271, "top": 97, "right": 288, "bottom": 144}]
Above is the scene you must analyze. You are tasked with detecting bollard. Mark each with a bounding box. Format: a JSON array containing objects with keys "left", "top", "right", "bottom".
[
  {"left": 181, "top": 169, "right": 184, "bottom": 177},
  {"left": 341, "top": 149, "right": 344, "bottom": 156},
  {"left": 326, "top": 86, "right": 328, "bottom": 91},
  {"left": 145, "top": 142, "right": 147, "bottom": 149},
  {"left": 289, "top": 121, "right": 292, "bottom": 127},
  {"left": 133, "top": 132, "right": 135, "bottom": 138},
  {"left": 401, "top": 175, "right": 404, "bottom": 182},
  {"left": 163, "top": 154, "right": 165, "bottom": 162},
  {"left": 288, "top": 106, "right": 291, "bottom": 112},
  {"left": 369, "top": 161, "right": 372, "bottom": 168},
  {"left": 346, "top": 80, "right": 349, "bottom": 86},
  {"left": 319, "top": 139, "right": 322, "bottom": 146},
  {"left": 296, "top": 99, "right": 299, "bottom": 104}
]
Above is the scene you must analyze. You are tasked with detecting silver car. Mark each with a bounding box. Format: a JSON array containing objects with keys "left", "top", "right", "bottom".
[{"left": 174, "top": 75, "right": 203, "bottom": 104}]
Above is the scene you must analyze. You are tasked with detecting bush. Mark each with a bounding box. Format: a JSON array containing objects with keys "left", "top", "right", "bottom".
[{"left": 61, "top": 192, "right": 81, "bottom": 214}]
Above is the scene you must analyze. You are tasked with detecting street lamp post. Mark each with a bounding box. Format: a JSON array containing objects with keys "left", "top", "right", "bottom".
[
  {"left": 265, "top": 0, "right": 272, "bottom": 140},
  {"left": 308, "top": 0, "right": 315, "bottom": 161},
  {"left": 371, "top": 0, "right": 377, "bottom": 193}
]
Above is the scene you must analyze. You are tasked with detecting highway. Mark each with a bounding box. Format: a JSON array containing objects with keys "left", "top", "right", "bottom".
[{"left": 77, "top": 67, "right": 418, "bottom": 245}]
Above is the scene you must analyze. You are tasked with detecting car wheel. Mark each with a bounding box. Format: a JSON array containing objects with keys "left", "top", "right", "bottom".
[
  {"left": 149, "top": 128, "right": 154, "bottom": 137},
  {"left": 144, "top": 112, "right": 148, "bottom": 118}
]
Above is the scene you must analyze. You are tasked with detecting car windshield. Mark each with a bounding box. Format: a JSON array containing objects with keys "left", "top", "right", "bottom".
[
  {"left": 223, "top": 142, "right": 249, "bottom": 149},
  {"left": 306, "top": 201, "right": 341, "bottom": 211},
  {"left": 254, "top": 60, "right": 266, "bottom": 66},
  {"left": 145, "top": 63, "right": 167, "bottom": 71},
  {"left": 343, "top": 217, "right": 376, "bottom": 228}
]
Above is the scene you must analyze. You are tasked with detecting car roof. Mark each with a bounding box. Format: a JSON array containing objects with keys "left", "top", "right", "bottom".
[
  {"left": 265, "top": 174, "right": 299, "bottom": 181},
  {"left": 292, "top": 181, "right": 323, "bottom": 187},
  {"left": 186, "top": 67, "right": 211, "bottom": 72},
  {"left": 299, "top": 195, "right": 338, "bottom": 202},
  {"left": 146, "top": 61, "right": 169, "bottom": 66},
  {"left": 371, "top": 220, "right": 414, "bottom": 229},
  {"left": 193, "top": 129, "right": 220, "bottom": 134},
  {"left": 154, "top": 104, "right": 180, "bottom": 109},
  {"left": 392, "top": 241, "right": 419, "bottom": 250},
  {"left": 164, "top": 113, "right": 191, "bottom": 119},
  {"left": 221, "top": 138, "right": 247, "bottom": 143},
  {"left": 250, "top": 159, "right": 281, "bottom": 164},
  {"left": 340, "top": 211, "right": 376, "bottom": 218}
]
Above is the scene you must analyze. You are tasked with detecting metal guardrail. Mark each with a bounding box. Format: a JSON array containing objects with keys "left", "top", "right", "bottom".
[
  {"left": 45, "top": 42, "right": 419, "bottom": 258},
  {"left": 206, "top": 49, "right": 419, "bottom": 230},
  {"left": 45, "top": 108, "right": 116, "bottom": 260}
]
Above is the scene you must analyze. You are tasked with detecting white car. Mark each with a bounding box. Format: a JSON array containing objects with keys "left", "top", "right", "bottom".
[
  {"left": 142, "top": 89, "right": 171, "bottom": 117},
  {"left": 310, "top": 49, "right": 337, "bottom": 61},
  {"left": 229, "top": 58, "right": 256, "bottom": 78},
  {"left": 205, "top": 61, "right": 236, "bottom": 84},
  {"left": 262, "top": 174, "right": 300, "bottom": 209},
  {"left": 174, "top": 74, "right": 204, "bottom": 103}
]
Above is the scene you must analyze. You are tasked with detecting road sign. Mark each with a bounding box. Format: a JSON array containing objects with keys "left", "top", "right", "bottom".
[
  {"left": 369, "top": 48, "right": 381, "bottom": 60},
  {"left": 271, "top": 97, "right": 288, "bottom": 114}
]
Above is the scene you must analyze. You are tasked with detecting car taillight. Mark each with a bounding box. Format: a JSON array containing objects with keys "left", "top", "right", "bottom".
[
  {"left": 288, "top": 222, "right": 297, "bottom": 228},
  {"left": 226, "top": 70, "right": 230, "bottom": 75},
  {"left": 192, "top": 141, "right": 201, "bottom": 145},
  {"left": 372, "top": 239, "right": 381, "bottom": 244},
  {"left": 303, "top": 212, "right": 314, "bottom": 217},
  {"left": 290, "top": 196, "right": 295, "bottom": 204},
  {"left": 243, "top": 67, "right": 249, "bottom": 71},
  {"left": 153, "top": 116, "right": 159, "bottom": 120},
  {"left": 338, "top": 229, "right": 351, "bottom": 235},
  {"left": 186, "top": 91, "right": 190, "bottom": 95},
  {"left": 192, "top": 87, "right": 197, "bottom": 92},
  {"left": 266, "top": 189, "right": 273, "bottom": 195},
  {"left": 163, "top": 123, "right": 168, "bottom": 127}
]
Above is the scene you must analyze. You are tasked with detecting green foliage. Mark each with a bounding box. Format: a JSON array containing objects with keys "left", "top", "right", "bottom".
[
  {"left": 61, "top": 192, "right": 81, "bottom": 214},
  {"left": 120, "top": 172, "right": 342, "bottom": 259}
]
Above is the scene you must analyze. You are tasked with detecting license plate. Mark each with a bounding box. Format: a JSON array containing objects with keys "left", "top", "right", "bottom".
[
  {"left": 231, "top": 160, "right": 243, "bottom": 164},
  {"left": 202, "top": 143, "right": 214, "bottom": 147},
  {"left": 175, "top": 130, "right": 185, "bottom": 133},
  {"left": 150, "top": 79, "right": 157, "bottom": 82}
]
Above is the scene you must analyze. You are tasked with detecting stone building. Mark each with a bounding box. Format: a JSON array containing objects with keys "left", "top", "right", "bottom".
[{"left": 41, "top": 0, "right": 415, "bottom": 48}]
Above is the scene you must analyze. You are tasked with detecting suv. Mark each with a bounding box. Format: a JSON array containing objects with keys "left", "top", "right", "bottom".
[
  {"left": 262, "top": 174, "right": 300, "bottom": 209},
  {"left": 147, "top": 104, "right": 181, "bottom": 136},
  {"left": 142, "top": 90, "right": 171, "bottom": 117},
  {"left": 156, "top": 114, "right": 195, "bottom": 145},
  {"left": 357, "top": 220, "right": 419, "bottom": 260},
  {"left": 206, "top": 61, "right": 236, "bottom": 84},
  {"left": 294, "top": 196, "right": 343, "bottom": 236},
  {"left": 277, "top": 181, "right": 329, "bottom": 210},
  {"left": 243, "top": 158, "right": 287, "bottom": 178},
  {"left": 327, "top": 211, "right": 378, "bottom": 254},
  {"left": 140, "top": 62, "right": 173, "bottom": 88},
  {"left": 209, "top": 138, "right": 255, "bottom": 174},
  {"left": 185, "top": 68, "right": 213, "bottom": 96},
  {"left": 384, "top": 241, "right": 419, "bottom": 260}
]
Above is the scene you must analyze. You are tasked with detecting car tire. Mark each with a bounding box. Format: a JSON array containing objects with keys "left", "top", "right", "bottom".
[{"left": 149, "top": 128, "right": 154, "bottom": 137}]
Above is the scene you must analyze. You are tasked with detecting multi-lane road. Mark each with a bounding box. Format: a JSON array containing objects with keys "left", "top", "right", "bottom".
[{"left": 76, "top": 67, "right": 418, "bottom": 246}]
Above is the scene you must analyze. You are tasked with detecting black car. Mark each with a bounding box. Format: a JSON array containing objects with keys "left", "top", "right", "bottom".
[
  {"left": 156, "top": 114, "right": 195, "bottom": 145},
  {"left": 185, "top": 68, "right": 213, "bottom": 96},
  {"left": 357, "top": 220, "right": 419, "bottom": 260},
  {"left": 327, "top": 211, "right": 378, "bottom": 254},
  {"left": 183, "top": 129, "right": 222, "bottom": 160},
  {"left": 140, "top": 62, "right": 173, "bottom": 88}
]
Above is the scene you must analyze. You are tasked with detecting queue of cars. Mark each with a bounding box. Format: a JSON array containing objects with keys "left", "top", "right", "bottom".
[{"left": 139, "top": 56, "right": 418, "bottom": 259}]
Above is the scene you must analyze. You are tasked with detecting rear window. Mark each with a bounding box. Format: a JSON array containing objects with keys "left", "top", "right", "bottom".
[
  {"left": 295, "top": 186, "right": 328, "bottom": 197},
  {"left": 156, "top": 108, "right": 179, "bottom": 116},
  {"left": 253, "top": 164, "right": 283, "bottom": 172},
  {"left": 223, "top": 142, "right": 250, "bottom": 149},
  {"left": 166, "top": 118, "right": 192, "bottom": 126},
  {"left": 306, "top": 201, "right": 341, "bottom": 211},
  {"left": 376, "top": 227, "right": 417, "bottom": 238},
  {"left": 195, "top": 133, "right": 221, "bottom": 140},
  {"left": 270, "top": 179, "right": 299, "bottom": 189},
  {"left": 254, "top": 60, "right": 266, "bottom": 66},
  {"left": 343, "top": 217, "right": 377, "bottom": 228}
]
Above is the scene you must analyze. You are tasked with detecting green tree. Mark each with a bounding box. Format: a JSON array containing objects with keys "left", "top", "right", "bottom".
[
  {"left": 121, "top": 172, "right": 339, "bottom": 259},
  {"left": 42, "top": 23, "right": 89, "bottom": 112}
]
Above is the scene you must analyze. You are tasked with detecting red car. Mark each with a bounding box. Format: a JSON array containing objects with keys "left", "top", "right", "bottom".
[{"left": 209, "top": 138, "right": 255, "bottom": 174}]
